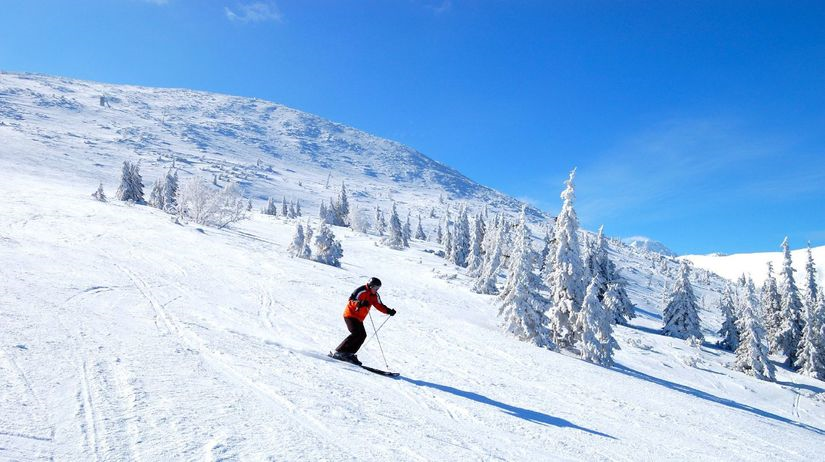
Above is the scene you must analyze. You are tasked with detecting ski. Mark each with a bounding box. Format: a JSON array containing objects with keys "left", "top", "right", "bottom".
[
  {"left": 328, "top": 352, "right": 399, "bottom": 377},
  {"left": 359, "top": 365, "right": 400, "bottom": 377}
]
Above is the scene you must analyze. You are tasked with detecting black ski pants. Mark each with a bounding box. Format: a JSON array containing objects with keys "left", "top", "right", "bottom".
[{"left": 336, "top": 317, "right": 367, "bottom": 354}]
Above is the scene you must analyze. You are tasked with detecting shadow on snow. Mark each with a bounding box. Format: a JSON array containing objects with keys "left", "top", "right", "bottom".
[
  {"left": 398, "top": 376, "right": 616, "bottom": 440},
  {"left": 613, "top": 363, "right": 825, "bottom": 436}
]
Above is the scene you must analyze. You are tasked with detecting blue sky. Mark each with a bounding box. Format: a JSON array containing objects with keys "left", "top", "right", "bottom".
[{"left": 2, "top": 0, "right": 824, "bottom": 255}]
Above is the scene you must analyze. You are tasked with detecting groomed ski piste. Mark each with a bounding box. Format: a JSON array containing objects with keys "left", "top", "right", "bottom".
[{"left": 2, "top": 72, "right": 825, "bottom": 461}]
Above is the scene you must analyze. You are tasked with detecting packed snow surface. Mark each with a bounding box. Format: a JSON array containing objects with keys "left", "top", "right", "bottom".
[{"left": 2, "top": 72, "right": 825, "bottom": 460}]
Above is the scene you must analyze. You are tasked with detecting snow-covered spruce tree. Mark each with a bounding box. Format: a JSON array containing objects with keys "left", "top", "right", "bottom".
[
  {"left": 415, "top": 214, "right": 427, "bottom": 241},
  {"left": 162, "top": 168, "right": 178, "bottom": 212},
  {"left": 382, "top": 203, "right": 406, "bottom": 250},
  {"left": 776, "top": 237, "right": 804, "bottom": 366},
  {"left": 295, "top": 200, "right": 302, "bottom": 217},
  {"left": 761, "top": 262, "right": 783, "bottom": 351},
  {"left": 91, "top": 182, "right": 107, "bottom": 202},
  {"left": 716, "top": 287, "right": 740, "bottom": 352},
  {"left": 539, "top": 225, "right": 553, "bottom": 274},
  {"left": 467, "top": 214, "right": 485, "bottom": 277},
  {"left": 149, "top": 178, "right": 164, "bottom": 209},
  {"left": 175, "top": 176, "right": 247, "bottom": 228},
  {"left": 444, "top": 225, "right": 454, "bottom": 258},
  {"left": 662, "top": 261, "right": 703, "bottom": 341},
  {"left": 734, "top": 279, "right": 776, "bottom": 381},
  {"left": 282, "top": 197, "right": 289, "bottom": 217},
  {"left": 403, "top": 212, "right": 412, "bottom": 246},
  {"left": 375, "top": 205, "right": 386, "bottom": 236},
  {"left": 115, "top": 160, "right": 145, "bottom": 203},
  {"left": 578, "top": 277, "right": 619, "bottom": 366},
  {"left": 498, "top": 207, "right": 553, "bottom": 348},
  {"left": 802, "top": 242, "right": 819, "bottom": 317},
  {"left": 436, "top": 221, "right": 443, "bottom": 244},
  {"left": 335, "top": 182, "right": 350, "bottom": 227},
  {"left": 450, "top": 205, "right": 471, "bottom": 267},
  {"left": 349, "top": 205, "right": 368, "bottom": 233},
  {"left": 794, "top": 295, "right": 825, "bottom": 379},
  {"left": 288, "top": 223, "right": 311, "bottom": 259},
  {"left": 265, "top": 197, "right": 279, "bottom": 216},
  {"left": 545, "top": 168, "right": 586, "bottom": 349},
  {"left": 312, "top": 222, "right": 343, "bottom": 267},
  {"left": 473, "top": 222, "right": 504, "bottom": 295}
]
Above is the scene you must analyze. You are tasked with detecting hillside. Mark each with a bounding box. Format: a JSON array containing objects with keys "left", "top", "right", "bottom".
[{"left": 2, "top": 72, "right": 825, "bottom": 460}]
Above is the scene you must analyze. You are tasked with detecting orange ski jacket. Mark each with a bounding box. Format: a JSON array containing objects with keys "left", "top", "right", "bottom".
[{"left": 344, "top": 285, "right": 390, "bottom": 322}]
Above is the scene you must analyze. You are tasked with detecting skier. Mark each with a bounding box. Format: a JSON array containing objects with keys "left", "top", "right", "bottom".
[{"left": 331, "top": 277, "right": 396, "bottom": 365}]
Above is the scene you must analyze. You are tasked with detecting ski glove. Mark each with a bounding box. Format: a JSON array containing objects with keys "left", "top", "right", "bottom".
[{"left": 386, "top": 308, "right": 397, "bottom": 316}]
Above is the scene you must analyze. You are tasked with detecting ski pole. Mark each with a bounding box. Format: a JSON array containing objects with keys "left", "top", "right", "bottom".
[
  {"left": 367, "top": 311, "right": 390, "bottom": 370},
  {"left": 362, "top": 315, "right": 390, "bottom": 349}
]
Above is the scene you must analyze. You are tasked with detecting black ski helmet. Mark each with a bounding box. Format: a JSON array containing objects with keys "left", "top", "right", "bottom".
[{"left": 368, "top": 277, "right": 382, "bottom": 289}]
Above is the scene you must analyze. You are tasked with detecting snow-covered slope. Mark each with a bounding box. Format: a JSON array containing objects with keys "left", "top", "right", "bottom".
[
  {"left": 2, "top": 72, "right": 825, "bottom": 460},
  {"left": 684, "top": 245, "right": 825, "bottom": 287},
  {"left": 0, "top": 71, "right": 539, "bottom": 225}
]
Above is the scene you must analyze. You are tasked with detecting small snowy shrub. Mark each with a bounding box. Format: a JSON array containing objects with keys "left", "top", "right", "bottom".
[{"left": 175, "top": 177, "right": 247, "bottom": 228}]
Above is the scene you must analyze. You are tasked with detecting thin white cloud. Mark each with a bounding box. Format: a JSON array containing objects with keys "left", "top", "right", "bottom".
[
  {"left": 225, "top": 2, "right": 282, "bottom": 23},
  {"left": 573, "top": 116, "right": 801, "bottom": 225}
]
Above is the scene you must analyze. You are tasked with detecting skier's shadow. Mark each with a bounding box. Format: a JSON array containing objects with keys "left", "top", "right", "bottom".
[{"left": 398, "top": 377, "right": 616, "bottom": 439}]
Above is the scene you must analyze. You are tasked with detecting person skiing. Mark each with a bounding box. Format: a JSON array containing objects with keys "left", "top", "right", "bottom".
[{"left": 331, "top": 277, "right": 396, "bottom": 365}]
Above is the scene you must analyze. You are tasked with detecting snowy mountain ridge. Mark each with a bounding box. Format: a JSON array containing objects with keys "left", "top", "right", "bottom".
[{"left": 2, "top": 71, "right": 825, "bottom": 460}]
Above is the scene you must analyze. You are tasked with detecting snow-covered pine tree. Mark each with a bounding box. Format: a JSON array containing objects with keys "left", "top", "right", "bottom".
[
  {"left": 382, "top": 203, "right": 406, "bottom": 250},
  {"left": 349, "top": 206, "right": 367, "bottom": 233},
  {"left": 415, "top": 214, "right": 427, "bottom": 241},
  {"left": 467, "top": 213, "right": 485, "bottom": 277},
  {"left": 662, "top": 261, "right": 704, "bottom": 341},
  {"left": 319, "top": 201, "right": 328, "bottom": 221},
  {"left": 717, "top": 287, "right": 740, "bottom": 352},
  {"left": 776, "top": 237, "right": 804, "bottom": 366},
  {"left": 451, "top": 205, "right": 471, "bottom": 267},
  {"left": 336, "top": 182, "right": 350, "bottom": 227},
  {"left": 734, "top": 278, "right": 776, "bottom": 381},
  {"left": 473, "top": 222, "right": 504, "bottom": 295},
  {"left": 288, "top": 223, "right": 311, "bottom": 259},
  {"left": 794, "top": 294, "right": 825, "bottom": 379},
  {"left": 578, "top": 276, "right": 619, "bottom": 366},
  {"left": 91, "top": 182, "right": 106, "bottom": 202},
  {"left": 802, "top": 242, "right": 819, "bottom": 317},
  {"left": 149, "top": 178, "right": 165, "bottom": 209},
  {"left": 436, "top": 221, "right": 443, "bottom": 244},
  {"left": 761, "top": 262, "right": 783, "bottom": 352},
  {"left": 545, "top": 168, "right": 586, "bottom": 349},
  {"left": 539, "top": 225, "right": 553, "bottom": 274},
  {"left": 312, "top": 222, "right": 343, "bottom": 267},
  {"left": 402, "top": 212, "right": 412, "bottom": 246},
  {"left": 498, "top": 206, "right": 553, "bottom": 348},
  {"left": 295, "top": 200, "right": 302, "bottom": 217},
  {"left": 115, "top": 160, "right": 145, "bottom": 203},
  {"left": 289, "top": 202, "right": 297, "bottom": 218},
  {"left": 375, "top": 206, "right": 386, "bottom": 236},
  {"left": 282, "top": 197, "right": 289, "bottom": 217},
  {"left": 304, "top": 219, "right": 313, "bottom": 243},
  {"left": 246, "top": 198, "right": 253, "bottom": 212},
  {"left": 162, "top": 168, "right": 178, "bottom": 213},
  {"left": 262, "top": 197, "right": 278, "bottom": 216},
  {"left": 444, "top": 225, "right": 454, "bottom": 258}
]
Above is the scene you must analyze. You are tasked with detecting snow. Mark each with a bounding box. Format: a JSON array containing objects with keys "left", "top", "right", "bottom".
[
  {"left": 2, "top": 72, "right": 825, "bottom": 460},
  {"left": 685, "top": 245, "right": 825, "bottom": 287}
]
